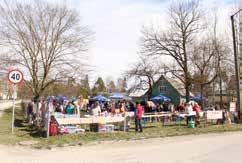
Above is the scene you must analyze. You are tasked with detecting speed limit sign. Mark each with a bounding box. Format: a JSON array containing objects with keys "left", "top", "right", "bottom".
[
  {"left": 7, "top": 69, "right": 24, "bottom": 134},
  {"left": 8, "top": 69, "right": 24, "bottom": 84}
]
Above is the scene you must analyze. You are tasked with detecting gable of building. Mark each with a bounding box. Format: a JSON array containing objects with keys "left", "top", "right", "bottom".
[{"left": 129, "top": 75, "right": 193, "bottom": 98}]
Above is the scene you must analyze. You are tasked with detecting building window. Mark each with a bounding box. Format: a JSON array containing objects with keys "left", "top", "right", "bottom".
[
  {"left": 160, "top": 86, "right": 167, "bottom": 93},
  {"left": 160, "top": 79, "right": 165, "bottom": 85}
]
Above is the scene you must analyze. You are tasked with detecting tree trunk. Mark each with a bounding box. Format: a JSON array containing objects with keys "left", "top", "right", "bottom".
[
  {"left": 200, "top": 84, "right": 204, "bottom": 110},
  {"left": 34, "top": 94, "right": 40, "bottom": 127},
  {"left": 185, "top": 83, "right": 190, "bottom": 102},
  {"left": 147, "top": 78, "right": 153, "bottom": 100},
  {"left": 184, "top": 67, "right": 190, "bottom": 102},
  {"left": 212, "top": 81, "right": 215, "bottom": 105},
  {"left": 147, "top": 89, "right": 153, "bottom": 100},
  {"left": 183, "top": 38, "right": 190, "bottom": 103},
  {"left": 219, "top": 74, "right": 223, "bottom": 108}
]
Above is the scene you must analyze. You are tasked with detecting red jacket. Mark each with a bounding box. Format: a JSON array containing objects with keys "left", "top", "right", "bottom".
[
  {"left": 193, "top": 104, "right": 201, "bottom": 113},
  {"left": 49, "top": 121, "right": 58, "bottom": 136},
  {"left": 136, "top": 104, "right": 144, "bottom": 119}
]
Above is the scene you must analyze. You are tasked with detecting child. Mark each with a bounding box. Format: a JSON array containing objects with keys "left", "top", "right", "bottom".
[{"left": 49, "top": 115, "right": 59, "bottom": 136}]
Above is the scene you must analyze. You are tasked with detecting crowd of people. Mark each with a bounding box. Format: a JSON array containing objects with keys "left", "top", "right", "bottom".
[
  {"left": 26, "top": 96, "right": 200, "bottom": 119},
  {"left": 88, "top": 100, "right": 135, "bottom": 115},
  {"left": 25, "top": 96, "right": 147, "bottom": 134},
  {"left": 87, "top": 100, "right": 144, "bottom": 132},
  {"left": 25, "top": 94, "right": 237, "bottom": 136},
  {"left": 26, "top": 97, "right": 82, "bottom": 126}
]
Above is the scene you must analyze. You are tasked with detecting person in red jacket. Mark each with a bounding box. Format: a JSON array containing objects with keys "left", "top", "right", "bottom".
[
  {"left": 193, "top": 104, "right": 201, "bottom": 113},
  {"left": 135, "top": 102, "right": 144, "bottom": 132},
  {"left": 49, "top": 115, "right": 59, "bottom": 136},
  {"left": 178, "top": 102, "right": 185, "bottom": 112}
]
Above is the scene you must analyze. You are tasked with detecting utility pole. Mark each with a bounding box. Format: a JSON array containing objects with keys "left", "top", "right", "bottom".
[{"left": 231, "top": 10, "right": 241, "bottom": 120}]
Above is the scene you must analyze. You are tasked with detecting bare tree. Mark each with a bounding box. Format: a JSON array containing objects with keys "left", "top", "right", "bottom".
[
  {"left": 141, "top": 0, "right": 203, "bottom": 102},
  {"left": 191, "top": 37, "right": 218, "bottom": 108},
  {"left": 126, "top": 55, "right": 164, "bottom": 98},
  {"left": 211, "top": 14, "right": 233, "bottom": 107},
  {"left": 190, "top": 11, "right": 233, "bottom": 108},
  {"left": 0, "top": 0, "right": 91, "bottom": 100},
  {"left": 116, "top": 77, "right": 127, "bottom": 93}
]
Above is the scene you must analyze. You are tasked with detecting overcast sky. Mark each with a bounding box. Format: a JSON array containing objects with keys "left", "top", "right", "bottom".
[{"left": 60, "top": 0, "right": 237, "bottom": 83}]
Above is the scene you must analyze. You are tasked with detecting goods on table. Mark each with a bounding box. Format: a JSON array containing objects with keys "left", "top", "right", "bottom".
[
  {"left": 99, "top": 124, "right": 114, "bottom": 133},
  {"left": 60, "top": 125, "right": 85, "bottom": 134},
  {"left": 54, "top": 112, "right": 79, "bottom": 118}
]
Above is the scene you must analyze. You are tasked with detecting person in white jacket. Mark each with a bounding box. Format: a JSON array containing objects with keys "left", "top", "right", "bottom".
[
  {"left": 92, "top": 102, "right": 101, "bottom": 116},
  {"left": 185, "top": 103, "right": 195, "bottom": 125}
]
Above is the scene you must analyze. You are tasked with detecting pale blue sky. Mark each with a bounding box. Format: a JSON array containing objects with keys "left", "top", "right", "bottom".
[{"left": 61, "top": 0, "right": 237, "bottom": 83}]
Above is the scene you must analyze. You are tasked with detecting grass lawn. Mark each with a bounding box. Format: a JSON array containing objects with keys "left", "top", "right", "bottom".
[{"left": 1, "top": 104, "right": 242, "bottom": 149}]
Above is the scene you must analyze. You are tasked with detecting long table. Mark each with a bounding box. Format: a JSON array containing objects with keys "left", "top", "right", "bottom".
[
  {"left": 142, "top": 113, "right": 172, "bottom": 118},
  {"left": 55, "top": 112, "right": 202, "bottom": 127},
  {"left": 141, "top": 112, "right": 199, "bottom": 126},
  {"left": 56, "top": 116, "right": 125, "bottom": 125}
]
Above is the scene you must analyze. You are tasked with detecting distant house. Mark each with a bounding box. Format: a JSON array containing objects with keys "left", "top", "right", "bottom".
[
  {"left": 204, "top": 76, "right": 237, "bottom": 104},
  {"left": 207, "top": 90, "right": 236, "bottom": 104},
  {"left": 129, "top": 88, "right": 149, "bottom": 102},
  {"left": 129, "top": 75, "right": 193, "bottom": 106}
]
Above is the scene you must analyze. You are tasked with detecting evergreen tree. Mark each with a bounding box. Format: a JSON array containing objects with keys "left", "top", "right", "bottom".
[
  {"left": 107, "top": 80, "right": 116, "bottom": 93},
  {"left": 79, "top": 75, "right": 91, "bottom": 98},
  {"left": 83, "top": 75, "right": 91, "bottom": 92},
  {"left": 92, "top": 77, "right": 106, "bottom": 95}
]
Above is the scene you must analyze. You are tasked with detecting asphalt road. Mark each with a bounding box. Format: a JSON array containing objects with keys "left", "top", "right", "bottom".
[{"left": 0, "top": 132, "right": 242, "bottom": 163}]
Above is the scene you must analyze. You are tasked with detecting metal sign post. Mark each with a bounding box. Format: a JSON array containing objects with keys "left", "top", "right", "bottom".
[
  {"left": 11, "top": 85, "right": 17, "bottom": 134},
  {"left": 7, "top": 69, "right": 24, "bottom": 134}
]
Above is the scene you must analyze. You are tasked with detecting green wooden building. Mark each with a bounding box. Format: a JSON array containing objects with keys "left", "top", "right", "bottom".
[{"left": 129, "top": 75, "right": 192, "bottom": 106}]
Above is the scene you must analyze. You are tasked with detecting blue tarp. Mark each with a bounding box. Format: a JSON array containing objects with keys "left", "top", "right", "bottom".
[
  {"left": 190, "top": 95, "right": 207, "bottom": 102},
  {"left": 150, "top": 94, "right": 171, "bottom": 102},
  {"left": 90, "top": 95, "right": 110, "bottom": 102},
  {"left": 108, "top": 93, "right": 130, "bottom": 100},
  {"left": 47, "top": 96, "right": 68, "bottom": 104},
  {"left": 56, "top": 96, "right": 69, "bottom": 104},
  {"left": 47, "top": 96, "right": 55, "bottom": 102}
]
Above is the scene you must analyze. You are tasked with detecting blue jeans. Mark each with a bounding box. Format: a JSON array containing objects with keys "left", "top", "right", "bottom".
[{"left": 135, "top": 118, "right": 143, "bottom": 132}]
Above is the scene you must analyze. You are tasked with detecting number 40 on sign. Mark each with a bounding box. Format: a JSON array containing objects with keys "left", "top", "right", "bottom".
[{"left": 8, "top": 69, "right": 24, "bottom": 84}]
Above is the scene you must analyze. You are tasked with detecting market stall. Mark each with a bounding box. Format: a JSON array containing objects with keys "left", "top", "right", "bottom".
[
  {"left": 108, "top": 93, "right": 131, "bottom": 101},
  {"left": 150, "top": 94, "right": 171, "bottom": 102}
]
